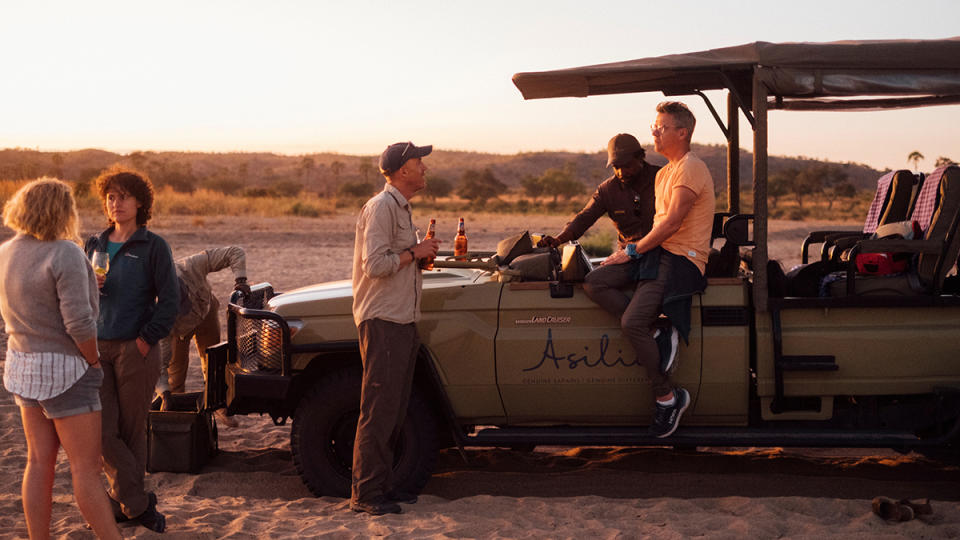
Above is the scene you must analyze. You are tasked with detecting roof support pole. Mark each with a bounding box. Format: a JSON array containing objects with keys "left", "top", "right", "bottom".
[
  {"left": 727, "top": 92, "right": 740, "bottom": 214},
  {"left": 752, "top": 69, "right": 769, "bottom": 313},
  {"left": 694, "top": 90, "right": 729, "bottom": 139}
]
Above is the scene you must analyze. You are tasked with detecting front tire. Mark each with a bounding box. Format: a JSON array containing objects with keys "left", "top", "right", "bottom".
[{"left": 290, "top": 367, "right": 440, "bottom": 498}]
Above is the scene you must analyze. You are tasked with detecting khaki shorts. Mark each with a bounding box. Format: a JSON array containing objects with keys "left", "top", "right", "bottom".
[{"left": 14, "top": 366, "right": 104, "bottom": 419}]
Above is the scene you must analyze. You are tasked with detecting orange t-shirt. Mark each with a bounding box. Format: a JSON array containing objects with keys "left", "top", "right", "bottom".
[{"left": 653, "top": 152, "right": 715, "bottom": 273}]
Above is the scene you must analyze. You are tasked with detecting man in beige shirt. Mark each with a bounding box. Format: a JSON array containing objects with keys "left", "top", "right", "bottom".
[
  {"left": 156, "top": 246, "right": 249, "bottom": 428},
  {"left": 350, "top": 141, "right": 440, "bottom": 516}
]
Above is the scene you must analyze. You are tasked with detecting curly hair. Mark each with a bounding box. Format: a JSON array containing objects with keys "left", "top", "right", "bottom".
[
  {"left": 2, "top": 177, "right": 80, "bottom": 243},
  {"left": 94, "top": 165, "right": 155, "bottom": 226}
]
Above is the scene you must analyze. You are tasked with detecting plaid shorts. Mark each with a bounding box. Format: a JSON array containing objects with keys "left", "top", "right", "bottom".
[{"left": 13, "top": 366, "right": 103, "bottom": 419}]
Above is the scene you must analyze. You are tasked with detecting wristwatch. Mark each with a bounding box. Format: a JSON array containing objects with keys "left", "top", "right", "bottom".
[{"left": 406, "top": 247, "right": 416, "bottom": 260}]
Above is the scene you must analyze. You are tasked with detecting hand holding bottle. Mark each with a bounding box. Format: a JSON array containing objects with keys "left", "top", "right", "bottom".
[
  {"left": 414, "top": 238, "right": 441, "bottom": 261},
  {"left": 419, "top": 218, "right": 438, "bottom": 270}
]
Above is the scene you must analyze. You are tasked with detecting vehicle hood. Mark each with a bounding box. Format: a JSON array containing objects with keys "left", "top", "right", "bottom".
[{"left": 267, "top": 269, "right": 491, "bottom": 315}]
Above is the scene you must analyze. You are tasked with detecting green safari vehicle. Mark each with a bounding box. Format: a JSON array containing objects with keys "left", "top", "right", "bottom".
[{"left": 203, "top": 38, "right": 960, "bottom": 498}]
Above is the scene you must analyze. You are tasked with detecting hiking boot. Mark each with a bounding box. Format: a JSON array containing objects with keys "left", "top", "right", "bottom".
[
  {"left": 385, "top": 489, "right": 419, "bottom": 504},
  {"left": 111, "top": 497, "right": 130, "bottom": 523},
  {"left": 654, "top": 327, "right": 679, "bottom": 374},
  {"left": 136, "top": 492, "right": 166, "bottom": 532},
  {"left": 649, "top": 387, "right": 690, "bottom": 438},
  {"left": 351, "top": 496, "right": 402, "bottom": 516}
]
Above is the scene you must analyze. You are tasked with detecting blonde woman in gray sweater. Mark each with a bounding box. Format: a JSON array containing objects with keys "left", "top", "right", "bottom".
[{"left": 0, "top": 178, "right": 121, "bottom": 539}]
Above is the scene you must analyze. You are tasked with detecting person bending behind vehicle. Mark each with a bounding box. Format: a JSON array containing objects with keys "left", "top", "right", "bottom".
[
  {"left": 0, "top": 178, "right": 122, "bottom": 539},
  {"left": 583, "top": 102, "right": 715, "bottom": 438},
  {"left": 84, "top": 166, "right": 178, "bottom": 533},
  {"left": 539, "top": 133, "right": 658, "bottom": 250},
  {"left": 350, "top": 141, "right": 441, "bottom": 516},
  {"left": 156, "top": 246, "right": 250, "bottom": 429}
]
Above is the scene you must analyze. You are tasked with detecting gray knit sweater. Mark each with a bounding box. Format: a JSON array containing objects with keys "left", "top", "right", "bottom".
[{"left": 0, "top": 234, "right": 99, "bottom": 354}]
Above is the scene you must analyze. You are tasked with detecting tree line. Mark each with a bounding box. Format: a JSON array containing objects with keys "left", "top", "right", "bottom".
[{"left": 1, "top": 147, "right": 891, "bottom": 214}]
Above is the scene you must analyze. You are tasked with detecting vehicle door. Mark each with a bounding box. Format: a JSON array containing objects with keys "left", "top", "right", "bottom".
[{"left": 494, "top": 280, "right": 703, "bottom": 425}]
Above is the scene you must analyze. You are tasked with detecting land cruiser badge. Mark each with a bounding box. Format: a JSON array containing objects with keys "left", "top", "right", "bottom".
[{"left": 515, "top": 315, "right": 572, "bottom": 325}]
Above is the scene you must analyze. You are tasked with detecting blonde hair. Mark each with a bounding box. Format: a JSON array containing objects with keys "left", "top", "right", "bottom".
[{"left": 2, "top": 177, "right": 81, "bottom": 243}]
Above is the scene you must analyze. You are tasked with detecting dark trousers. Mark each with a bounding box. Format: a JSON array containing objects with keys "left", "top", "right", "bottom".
[
  {"left": 582, "top": 256, "right": 674, "bottom": 397},
  {"left": 99, "top": 339, "right": 161, "bottom": 518},
  {"left": 351, "top": 318, "right": 419, "bottom": 503}
]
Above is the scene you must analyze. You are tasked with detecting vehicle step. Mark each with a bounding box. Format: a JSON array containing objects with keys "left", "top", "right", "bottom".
[
  {"left": 467, "top": 426, "right": 927, "bottom": 449},
  {"left": 780, "top": 355, "right": 838, "bottom": 371}
]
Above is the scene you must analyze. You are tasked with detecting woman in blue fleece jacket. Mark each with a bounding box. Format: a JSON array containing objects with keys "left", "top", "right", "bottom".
[{"left": 84, "top": 166, "right": 178, "bottom": 533}]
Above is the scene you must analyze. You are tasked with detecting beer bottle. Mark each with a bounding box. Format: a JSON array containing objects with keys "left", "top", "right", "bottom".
[
  {"left": 421, "top": 218, "right": 437, "bottom": 270},
  {"left": 454, "top": 217, "right": 468, "bottom": 260}
]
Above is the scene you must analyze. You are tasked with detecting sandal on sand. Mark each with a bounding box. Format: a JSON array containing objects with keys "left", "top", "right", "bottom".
[
  {"left": 899, "top": 498, "right": 933, "bottom": 517},
  {"left": 872, "top": 496, "right": 914, "bottom": 522}
]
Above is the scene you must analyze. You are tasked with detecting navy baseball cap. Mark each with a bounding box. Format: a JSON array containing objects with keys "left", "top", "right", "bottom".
[{"left": 378, "top": 141, "right": 433, "bottom": 175}]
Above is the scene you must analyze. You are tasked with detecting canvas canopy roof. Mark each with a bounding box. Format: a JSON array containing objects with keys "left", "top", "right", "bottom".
[{"left": 512, "top": 38, "right": 960, "bottom": 111}]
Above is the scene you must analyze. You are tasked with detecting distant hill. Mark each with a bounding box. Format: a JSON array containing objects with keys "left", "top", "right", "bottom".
[{"left": 0, "top": 145, "right": 888, "bottom": 195}]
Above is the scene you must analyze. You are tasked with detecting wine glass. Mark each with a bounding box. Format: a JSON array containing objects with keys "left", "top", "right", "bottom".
[{"left": 91, "top": 252, "right": 109, "bottom": 295}]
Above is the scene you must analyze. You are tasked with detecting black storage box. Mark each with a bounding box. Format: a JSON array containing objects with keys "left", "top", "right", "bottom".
[{"left": 147, "top": 392, "right": 218, "bottom": 473}]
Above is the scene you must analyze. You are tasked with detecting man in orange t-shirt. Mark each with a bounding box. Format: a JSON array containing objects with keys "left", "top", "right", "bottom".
[{"left": 583, "top": 101, "right": 714, "bottom": 438}]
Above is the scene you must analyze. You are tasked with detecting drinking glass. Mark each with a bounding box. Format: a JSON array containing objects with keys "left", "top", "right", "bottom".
[{"left": 91, "top": 252, "right": 109, "bottom": 295}]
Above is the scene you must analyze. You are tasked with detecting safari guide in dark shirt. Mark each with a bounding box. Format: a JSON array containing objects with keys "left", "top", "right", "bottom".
[{"left": 539, "top": 133, "right": 659, "bottom": 250}]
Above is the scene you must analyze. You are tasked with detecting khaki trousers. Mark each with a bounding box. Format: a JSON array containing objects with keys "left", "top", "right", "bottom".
[
  {"left": 165, "top": 302, "right": 221, "bottom": 393},
  {"left": 99, "top": 339, "right": 161, "bottom": 518},
  {"left": 582, "top": 256, "right": 674, "bottom": 397},
  {"left": 350, "top": 319, "right": 418, "bottom": 504}
]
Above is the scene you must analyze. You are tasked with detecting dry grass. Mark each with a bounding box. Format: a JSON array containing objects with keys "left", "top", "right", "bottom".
[{"left": 154, "top": 187, "right": 336, "bottom": 217}]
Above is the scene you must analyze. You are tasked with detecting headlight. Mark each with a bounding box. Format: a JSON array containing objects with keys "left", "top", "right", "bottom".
[{"left": 236, "top": 317, "right": 284, "bottom": 373}]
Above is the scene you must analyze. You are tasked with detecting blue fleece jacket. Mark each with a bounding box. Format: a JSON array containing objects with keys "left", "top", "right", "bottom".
[{"left": 85, "top": 226, "right": 179, "bottom": 345}]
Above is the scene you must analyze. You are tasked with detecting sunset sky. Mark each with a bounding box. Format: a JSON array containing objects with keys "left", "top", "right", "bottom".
[{"left": 2, "top": 0, "right": 959, "bottom": 172}]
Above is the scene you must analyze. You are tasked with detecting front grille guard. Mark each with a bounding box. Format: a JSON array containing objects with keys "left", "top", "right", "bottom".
[{"left": 227, "top": 303, "right": 291, "bottom": 376}]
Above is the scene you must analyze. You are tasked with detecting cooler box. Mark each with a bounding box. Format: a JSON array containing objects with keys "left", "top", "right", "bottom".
[{"left": 147, "top": 392, "right": 218, "bottom": 473}]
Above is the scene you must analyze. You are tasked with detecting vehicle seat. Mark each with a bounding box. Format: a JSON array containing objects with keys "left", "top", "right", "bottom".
[
  {"left": 801, "top": 169, "right": 918, "bottom": 265},
  {"left": 829, "top": 164, "right": 960, "bottom": 296},
  {"left": 781, "top": 170, "right": 919, "bottom": 297},
  {"left": 705, "top": 213, "right": 754, "bottom": 278}
]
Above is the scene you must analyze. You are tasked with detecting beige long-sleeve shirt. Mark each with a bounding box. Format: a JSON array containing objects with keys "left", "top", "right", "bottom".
[
  {"left": 171, "top": 246, "right": 246, "bottom": 337},
  {"left": 351, "top": 183, "right": 421, "bottom": 327},
  {"left": 156, "top": 246, "right": 246, "bottom": 394}
]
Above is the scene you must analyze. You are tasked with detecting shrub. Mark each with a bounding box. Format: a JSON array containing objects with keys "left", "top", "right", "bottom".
[
  {"left": 579, "top": 230, "right": 616, "bottom": 258},
  {"left": 242, "top": 187, "right": 274, "bottom": 198},
  {"left": 288, "top": 201, "right": 322, "bottom": 217},
  {"left": 787, "top": 207, "right": 809, "bottom": 220},
  {"left": 204, "top": 177, "right": 244, "bottom": 194},
  {"left": 338, "top": 181, "right": 376, "bottom": 199},
  {"left": 273, "top": 180, "right": 303, "bottom": 198}
]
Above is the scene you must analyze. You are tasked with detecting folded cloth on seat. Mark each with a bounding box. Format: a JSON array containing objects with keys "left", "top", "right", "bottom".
[{"left": 630, "top": 246, "right": 707, "bottom": 343}]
